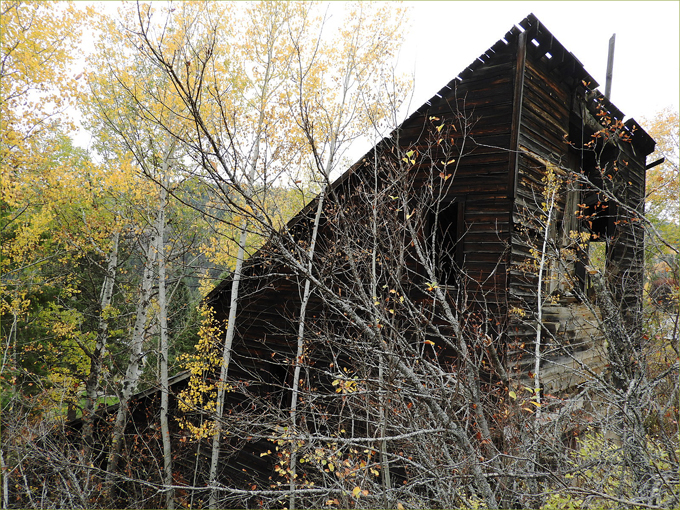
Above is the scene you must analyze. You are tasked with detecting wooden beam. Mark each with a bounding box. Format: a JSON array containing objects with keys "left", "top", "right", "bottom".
[
  {"left": 605, "top": 34, "right": 616, "bottom": 99},
  {"left": 508, "top": 31, "right": 527, "bottom": 200},
  {"left": 645, "top": 158, "right": 665, "bottom": 171}
]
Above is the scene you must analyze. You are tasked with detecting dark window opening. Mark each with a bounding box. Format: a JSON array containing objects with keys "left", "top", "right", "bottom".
[
  {"left": 581, "top": 191, "right": 614, "bottom": 241},
  {"left": 568, "top": 102, "right": 623, "bottom": 300},
  {"left": 427, "top": 198, "right": 465, "bottom": 286},
  {"left": 573, "top": 192, "right": 614, "bottom": 297},
  {"left": 572, "top": 150, "right": 617, "bottom": 297}
]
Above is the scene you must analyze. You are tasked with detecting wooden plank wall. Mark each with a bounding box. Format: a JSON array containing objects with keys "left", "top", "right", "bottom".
[
  {"left": 507, "top": 41, "right": 651, "bottom": 387},
  {"left": 507, "top": 34, "right": 575, "bottom": 372},
  {"left": 518, "top": 58, "right": 571, "bottom": 159},
  {"left": 402, "top": 40, "right": 516, "bottom": 303}
]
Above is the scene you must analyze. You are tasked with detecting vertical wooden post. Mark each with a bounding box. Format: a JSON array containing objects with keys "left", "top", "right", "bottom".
[
  {"left": 508, "top": 31, "right": 527, "bottom": 200},
  {"left": 605, "top": 34, "right": 616, "bottom": 99}
]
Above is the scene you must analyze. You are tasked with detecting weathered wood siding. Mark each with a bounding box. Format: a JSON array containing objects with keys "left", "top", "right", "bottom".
[
  {"left": 505, "top": 15, "right": 652, "bottom": 388},
  {"left": 402, "top": 38, "right": 516, "bottom": 301}
]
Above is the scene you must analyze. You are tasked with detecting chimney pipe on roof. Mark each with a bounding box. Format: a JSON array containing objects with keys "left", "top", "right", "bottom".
[{"left": 605, "top": 34, "right": 616, "bottom": 99}]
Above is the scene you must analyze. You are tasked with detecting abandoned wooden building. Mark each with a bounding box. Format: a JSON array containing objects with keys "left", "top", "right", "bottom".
[{"left": 65, "top": 13, "right": 657, "bottom": 508}]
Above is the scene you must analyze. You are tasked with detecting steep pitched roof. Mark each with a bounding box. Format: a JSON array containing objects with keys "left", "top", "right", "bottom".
[{"left": 417, "top": 12, "right": 597, "bottom": 116}]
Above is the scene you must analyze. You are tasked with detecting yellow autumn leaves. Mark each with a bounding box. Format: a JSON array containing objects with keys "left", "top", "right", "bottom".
[{"left": 176, "top": 305, "right": 225, "bottom": 440}]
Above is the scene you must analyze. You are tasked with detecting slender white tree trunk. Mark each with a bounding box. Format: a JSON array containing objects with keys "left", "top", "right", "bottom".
[
  {"left": 0, "top": 446, "right": 8, "bottom": 509},
  {"left": 83, "top": 230, "right": 120, "bottom": 459},
  {"left": 208, "top": 217, "right": 248, "bottom": 509},
  {"left": 287, "top": 71, "right": 347, "bottom": 503},
  {"left": 156, "top": 177, "right": 174, "bottom": 509},
  {"left": 527, "top": 169, "right": 558, "bottom": 498},
  {"left": 208, "top": 122, "right": 265, "bottom": 509},
  {"left": 288, "top": 191, "right": 325, "bottom": 510},
  {"left": 105, "top": 235, "right": 157, "bottom": 499},
  {"left": 208, "top": 22, "right": 278, "bottom": 506},
  {"left": 370, "top": 151, "right": 392, "bottom": 501},
  {"left": 534, "top": 171, "right": 558, "bottom": 416}
]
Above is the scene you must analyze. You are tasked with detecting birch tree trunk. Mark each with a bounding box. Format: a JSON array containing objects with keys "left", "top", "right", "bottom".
[
  {"left": 370, "top": 150, "right": 392, "bottom": 503},
  {"left": 533, "top": 166, "right": 559, "bottom": 417},
  {"left": 288, "top": 191, "right": 324, "bottom": 510},
  {"left": 207, "top": 10, "right": 290, "bottom": 505},
  {"left": 207, "top": 215, "right": 248, "bottom": 509},
  {"left": 105, "top": 235, "right": 157, "bottom": 501},
  {"left": 286, "top": 42, "right": 352, "bottom": 501},
  {"left": 83, "top": 230, "right": 120, "bottom": 460},
  {"left": 208, "top": 90, "right": 270, "bottom": 510},
  {"left": 0, "top": 446, "right": 8, "bottom": 509},
  {"left": 156, "top": 179, "right": 174, "bottom": 509}
]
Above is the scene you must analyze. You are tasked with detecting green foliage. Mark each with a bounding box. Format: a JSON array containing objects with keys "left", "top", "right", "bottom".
[
  {"left": 540, "top": 493, "right": 584, "bottom": 510},
  {"left": 557, "top": 431, "right": 678, "bottom": 509}
]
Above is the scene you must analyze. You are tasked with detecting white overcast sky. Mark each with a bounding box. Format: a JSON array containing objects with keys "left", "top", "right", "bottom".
[
  {"left": 83, "top": 1, "right": 679, "bottom": 120},
  {"left": 398, "top": 1, "right": 679, "bottom": 122},
  {"left": 77, "top": 1, "right": 678, "bottom": 151}
]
